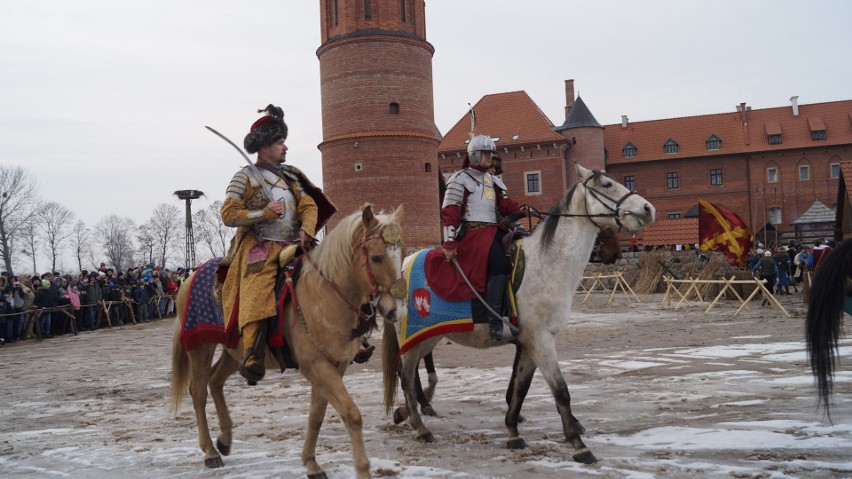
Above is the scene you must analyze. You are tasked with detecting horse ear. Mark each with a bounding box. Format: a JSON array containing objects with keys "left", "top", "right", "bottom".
[
  {"left": 361, "top": 203, "right": 379, "bottom": 230},
  {"left": 574, "top": 162, "right": 592, "bottom": 181},
  {"left": 392, "top": 203, "right": 405, "bottom": 223}
]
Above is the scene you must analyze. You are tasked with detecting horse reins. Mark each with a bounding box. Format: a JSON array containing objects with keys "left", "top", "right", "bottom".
[{"left": 525, "top": 174, "right": 637, "bottom": 232}]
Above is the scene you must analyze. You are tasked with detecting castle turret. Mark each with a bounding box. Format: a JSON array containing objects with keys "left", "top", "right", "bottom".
[{"left": 317, "top": 0, "right": 440, "bottom": 247}]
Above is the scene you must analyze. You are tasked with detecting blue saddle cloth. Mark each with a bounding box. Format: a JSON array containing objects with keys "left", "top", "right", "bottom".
[{"left": 400, "top": 249, "right": 474, "bottom": 354}]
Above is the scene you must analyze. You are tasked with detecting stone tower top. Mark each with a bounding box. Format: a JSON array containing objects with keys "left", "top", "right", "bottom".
[{"left": 319, "top": 0, "right": 427, "bottom": 44}]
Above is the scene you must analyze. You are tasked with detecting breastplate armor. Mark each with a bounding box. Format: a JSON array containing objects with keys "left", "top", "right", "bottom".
[
  {"left": 253, "top": 168, "right": 299, "bottom": 242},
  {"left": 459, "top": 170, "right": 498, "bottom": 223}
]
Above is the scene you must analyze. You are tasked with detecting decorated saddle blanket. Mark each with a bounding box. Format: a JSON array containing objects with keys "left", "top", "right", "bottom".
[
  {"left": 400, "top": 249, "right": 476, "bottom": 354},
  {"left": 180, "top": 257, "right": 296, "bottom": 352},
  {"left": 180, "top": 257, "right": 234, "bottom": 351}
]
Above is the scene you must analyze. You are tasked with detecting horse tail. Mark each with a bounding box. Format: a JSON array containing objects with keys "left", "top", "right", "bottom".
[
  {"left": 382, "top": 322, "right": 400, "bottom": 416},
  {"left": 169, "top": 278, "right": 192, "bottom": 414},
  {"left": 806, "top": 238, "right": 852, "bottom": 415}
]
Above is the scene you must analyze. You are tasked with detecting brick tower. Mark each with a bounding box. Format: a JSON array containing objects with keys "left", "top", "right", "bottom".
[
  {"left": 555, "top": 79, "right": 605, "bottom": 185},
  {"left": 317, "top": 0, "right": 440, "bottom": 248}
]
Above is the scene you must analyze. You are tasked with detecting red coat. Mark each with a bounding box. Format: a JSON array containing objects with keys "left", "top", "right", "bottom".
[{"left": 424, "top": 179, "right": 520, "bottom": 301}]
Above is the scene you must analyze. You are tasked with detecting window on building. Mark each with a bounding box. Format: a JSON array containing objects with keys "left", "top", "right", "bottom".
[
  {"left": 812, "top": 130, "right": 827, "bottom": 141},
  {"left": 767, "top": 134, "right": 782, "bottom": 145},
  {"left": 710, "top": 168, "right": 723, "bottom": 186},
  {"left": 830, "top": 163, "right": 841, "bottom": 179},
  {"left": 333, "top": 0, "right": 339, "bottom": 25},
  {"left": 799, "top": 164, "right": 810, "bottom": 181},
  {"left": 767, "top": 167, "right": 778, "bottom": 183},
  {"left": 525, "top": 171, "right": 541, "bottom": 195},
  {"left": 706, "top": 134, "right": 721, "bottom": 150},
  {"left": 663, "top": 139, "right": 679, "bottom": 154},
  {"left": 622, "top": 142, "right": 637, "bottom": 158},
  {"left": 401, "top": 0, "right": 407, "bottom": 21},
  {"left": 769, "top": 207, "right": 782, "bottom": 225},
  {"left": 666, "top": 172, "right": 679, "bottom": 190},
  {"left": 667, "top": 213, "right": 681, "bottom": 219},
  {"left": 624, "top": 175, "right": 636, "bottom": 190},
  {"left": 364, "top": 0, "right": 371, "bottom": 19},
  {"left": 389, "top": 102, "right": 399, "bottom": 114}
]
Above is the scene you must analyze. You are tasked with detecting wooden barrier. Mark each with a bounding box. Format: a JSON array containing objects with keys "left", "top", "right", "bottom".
[
  {"left": 578, "top": 272, "right": 641, "bottom": 305},
  {"left": 660, "top": 275, "right": 790, "bottom": 317}
]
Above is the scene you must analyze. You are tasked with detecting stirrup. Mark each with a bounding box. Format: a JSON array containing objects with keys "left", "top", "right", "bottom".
[{"left": 490, "top": 318, "right": 519, "bottom": 342}]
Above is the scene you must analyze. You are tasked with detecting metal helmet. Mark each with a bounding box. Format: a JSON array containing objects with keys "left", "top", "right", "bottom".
[{"left": 467, "top": 134, "right": 496, "bottom": 165}]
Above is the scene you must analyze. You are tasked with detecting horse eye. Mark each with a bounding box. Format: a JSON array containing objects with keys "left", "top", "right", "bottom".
[
  {"left": 371, "top": 255, "right": 383, "bottom": 263},
  {"left": 602, "top": 181, "right": 613, "bottom": 188}
]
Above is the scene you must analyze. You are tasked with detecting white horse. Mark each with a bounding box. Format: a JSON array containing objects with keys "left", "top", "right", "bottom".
[{"left": 382, "top": 164, "right": 655, "bottom": 463}]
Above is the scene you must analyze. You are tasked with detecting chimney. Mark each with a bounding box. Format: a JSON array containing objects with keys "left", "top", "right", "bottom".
[
  {"left": 790, "top": 96, "right": 799, "bottom": 117},
  {"left": 564, "top": 79, "right": 575, "bottom": 119},
  {"left": 621, "top": 115, "right": 628, "bottom": 128},
  {"left": 738, "top": 102, "right": 748, "bottom": 123}
]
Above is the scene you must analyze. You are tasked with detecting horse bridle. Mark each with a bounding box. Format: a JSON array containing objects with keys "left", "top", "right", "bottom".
[{"left": 541, "top": 173, "right": 637, "bottom": 231}]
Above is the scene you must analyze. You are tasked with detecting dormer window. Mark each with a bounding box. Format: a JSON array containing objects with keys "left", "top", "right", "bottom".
[
  {"left": 622, "top": 142, "right": 637, "bottom": 158},
  {"left": 706, "top": 134, "right": 721, "bottom": 150},
  {"left": 808, "top": 117, "right": 827, "bottom": 141},
  {"left": 768, "top": 134, "right": 782, "bottom": 145},
  {"left": 663, "top": 139, "right": 679, "bottom": 154},
  {"left": 812, "top": 130, "right": 826, "bottom": 141}
]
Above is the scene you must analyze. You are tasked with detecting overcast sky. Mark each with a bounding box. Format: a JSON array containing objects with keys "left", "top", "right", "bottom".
[{"left": 2, "top": 0, "right": 850, "bottom": 248}]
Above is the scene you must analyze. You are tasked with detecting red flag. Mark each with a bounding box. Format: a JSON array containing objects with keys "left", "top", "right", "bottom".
[{"left": 698, "top": 199, "right": 754, "bottom": 267}]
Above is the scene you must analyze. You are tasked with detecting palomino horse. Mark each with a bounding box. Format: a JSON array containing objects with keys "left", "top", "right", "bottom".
[
  {"left": 170, "top": 204, "right": 405, "bottom": 479},
  {"left": 806, "top": 238, "right": 852, "bottom": 418},
  {"left": 383, "top": 164, "right": 654, "bottom": 464}
]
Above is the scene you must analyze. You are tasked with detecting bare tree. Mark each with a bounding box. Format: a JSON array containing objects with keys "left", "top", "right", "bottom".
[
  {"left": 0, "top": 166, "right": 38, "bottom": 275},
  {"left": 143, "top": 203, "right": 182, "bottom": 269},
  {"left": 70, "top": 220, "right": 91, "bottom": 273},
  {"left": 136, "top": 227, "right": 156, "bottom": 266},
  {"left": 18, "top": 218, "right": 39, "bottom": 275},
  {"left": 193, "top": 200, "right": 232, "bottom": 261},
  {"left": 94, "top": 214, "right": 136, "bottom": 272},
  {"left": 37, "top": 201, "right": 75, "bottom": 273}
]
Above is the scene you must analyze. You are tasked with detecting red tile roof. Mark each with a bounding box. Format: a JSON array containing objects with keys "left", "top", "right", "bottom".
[
  {"left": 438, "top": 91, "right": 565, "bottom": 154},
  {"left": 604, "top": 99, "right": 852, "bottom": 165},
  {"left": 639, "top": 218, "right": 699, "bottom": 246}
]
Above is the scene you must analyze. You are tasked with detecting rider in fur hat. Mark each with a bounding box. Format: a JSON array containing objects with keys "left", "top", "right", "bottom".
[{"left": 219, "top": 104, "right": 335, "bottom": 383}]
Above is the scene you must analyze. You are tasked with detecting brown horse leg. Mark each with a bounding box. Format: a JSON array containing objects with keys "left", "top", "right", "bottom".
[
  {"left": 186, "top": 345, "right": 224, "bottom": 468},
  {"left": 301, "top": 365, "right": 371, "bottom": 479},
  {"left": 208, "top": 349, "right": 240, "bottom": 457},
  {"left": 532, "top": 335, "right": 596, "bottom": 464},
  {"left": 301, "top": 385, "right": 330, "bottom": 478}
]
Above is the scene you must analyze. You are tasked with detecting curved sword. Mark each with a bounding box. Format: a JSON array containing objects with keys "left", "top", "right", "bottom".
[{"left": 204, "top": 125, "right": 274, "bottom": 201}]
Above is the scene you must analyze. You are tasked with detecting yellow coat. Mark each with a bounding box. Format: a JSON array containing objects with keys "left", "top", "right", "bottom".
[{"left": 219, "top": 167, "right": 318, "bottom": 333}]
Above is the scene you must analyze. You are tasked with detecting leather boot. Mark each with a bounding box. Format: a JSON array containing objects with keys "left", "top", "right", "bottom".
[
  {"left": 486, "top": 274, "right": 519, "bottom": 342},
  {"left": 239, "top": 321, "right": 267, "bottom": 384}
]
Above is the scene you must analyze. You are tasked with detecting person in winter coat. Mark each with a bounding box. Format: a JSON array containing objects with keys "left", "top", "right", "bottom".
[{"left": 33, "top": 279, "right": 56, "bottom": 338}]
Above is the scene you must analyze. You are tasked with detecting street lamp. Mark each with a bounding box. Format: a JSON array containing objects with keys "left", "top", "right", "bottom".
[{"left": 174, "top": 190, "right": 204, "bottom": 270}]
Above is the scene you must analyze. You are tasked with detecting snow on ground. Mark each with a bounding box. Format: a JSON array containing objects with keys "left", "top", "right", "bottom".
[{"left": 1, "top": 293, "right": 850, "bottom": 478}]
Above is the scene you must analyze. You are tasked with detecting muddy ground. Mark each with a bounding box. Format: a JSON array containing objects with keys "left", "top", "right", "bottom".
[{"left": 1, "top": 291, "right": 850, "bottom": 478}]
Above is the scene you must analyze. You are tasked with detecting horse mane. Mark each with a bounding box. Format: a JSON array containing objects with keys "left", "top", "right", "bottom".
[
  {"left": 538, "top": 170, "right": 612, "bottom": 251},
  {"left": 304, "top": 207, "right": 395, "bottom": 281}
]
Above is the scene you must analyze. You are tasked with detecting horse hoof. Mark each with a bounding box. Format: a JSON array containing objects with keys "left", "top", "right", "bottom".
[
  {"left": 216, "top": 438, "right": 231, "bottom": 456},
  {"left": 507, "top": 437, "right": 527, "bottom": 449},
  {"left": 307, "top": 472, "right": 329, "bottom": 479},
  {"left": 204, "top": 456, "right": 224, "bottom": 468},
  {"left": 416, "top": 432, "right": 435, "bottom": 443},
  {"left": 393, "top": 407, "right": 409, "bottom": 424},
  {"left": 421, "top": 405, "right": 438, "bottom": 417},
  {"left": 572, "top": 448, "right": 597, "bottom": 464}
]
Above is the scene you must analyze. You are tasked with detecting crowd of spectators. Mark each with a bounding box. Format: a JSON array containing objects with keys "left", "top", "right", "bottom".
[
  {"left": 747, "top": 237, "right": 835, "bottom": 305},
  {"left": 0, "top": 262, "right": 189, "bottom": 346}
]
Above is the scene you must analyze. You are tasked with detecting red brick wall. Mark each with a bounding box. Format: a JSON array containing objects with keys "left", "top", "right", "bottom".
[
  {"left": 563, "top": 126, "right": 605, "bottom": 185},
  {"left": 318, "top": 1, "right": 440, "bottom": 247}
]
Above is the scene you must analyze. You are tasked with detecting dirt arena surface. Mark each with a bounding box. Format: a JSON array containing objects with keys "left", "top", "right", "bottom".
[{"left": 1, "top": 291, "right": 851, "bottom": 478}]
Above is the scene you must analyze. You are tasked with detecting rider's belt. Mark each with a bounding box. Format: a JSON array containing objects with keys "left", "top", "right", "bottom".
[{"left": 464, "top": 221, "right": 496, "bottom": 231}]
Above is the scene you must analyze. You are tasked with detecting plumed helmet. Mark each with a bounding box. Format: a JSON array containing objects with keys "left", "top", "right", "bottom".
[
  {"left": 467, "top": 134, "right": 496, "bottom": 166},
  {"left": 244, "top": 104, "right": 288, "bottom": 154}
]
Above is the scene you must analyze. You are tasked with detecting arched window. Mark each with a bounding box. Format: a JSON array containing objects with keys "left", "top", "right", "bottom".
[
  {"left": 389, "top": 102, "right": 400, "bottom": 114},
  {"left": 401, "top": 0, "right": 407, "bottom": 21},
  {"left": 424, "top": 162, "right": 432, "bottom": 173},
  {"left": 364, "top": 0, "right": 371, "bottom": 20}
]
